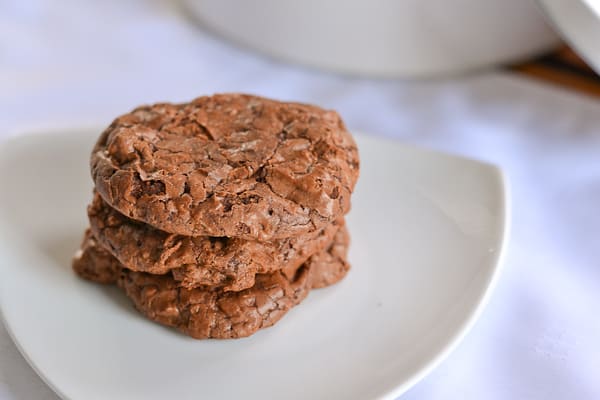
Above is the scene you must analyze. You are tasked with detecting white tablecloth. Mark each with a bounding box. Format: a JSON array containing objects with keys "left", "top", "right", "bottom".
[{"left": 1, "top": 1, "right": 599, "bottom": 399}]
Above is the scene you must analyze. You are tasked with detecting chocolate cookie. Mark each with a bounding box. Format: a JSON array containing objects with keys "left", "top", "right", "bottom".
[
  {"left": 88, "top": 191, "right": 343, "bottom": 291},
  {"left": 72, "top": 230, "right": 120, "bottom": 284},
  {"left": 91, "top": 93, "right": 359, "bottom": 241},
  {"left": 305, "top": 225, "right": 350, "bottom": 289},
  {"left": 73, "top": 227, "right": 350, "bottom": 339}
]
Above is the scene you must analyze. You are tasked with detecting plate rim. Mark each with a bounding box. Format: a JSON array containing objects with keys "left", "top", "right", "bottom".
[{"left": 386, "top": 171, "right": 510, "bottom": 399}]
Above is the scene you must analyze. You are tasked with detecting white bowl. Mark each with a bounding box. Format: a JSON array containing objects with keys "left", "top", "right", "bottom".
[
  {"left": 539, "top": 0, "right": 600, "bottom": 74},
  {"left": 181, "top": 0, "right": 559, "bottom": 78}
]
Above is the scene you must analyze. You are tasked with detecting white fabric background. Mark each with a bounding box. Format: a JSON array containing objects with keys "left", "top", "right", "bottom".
[{"left": 1, "top": 1, "right": 599, "bottom": 399}]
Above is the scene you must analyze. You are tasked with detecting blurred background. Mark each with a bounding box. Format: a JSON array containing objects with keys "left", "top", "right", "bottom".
[
  {"left": 2, "top": 0, "right": 600, "bottom": 135},
  {"left": 1, "top": 1, "right": 600, "bottom": 399}
]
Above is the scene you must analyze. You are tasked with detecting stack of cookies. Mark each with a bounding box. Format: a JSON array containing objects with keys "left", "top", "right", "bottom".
[{"left": 73, "top": 94, "right": 360, "bottom": 339}]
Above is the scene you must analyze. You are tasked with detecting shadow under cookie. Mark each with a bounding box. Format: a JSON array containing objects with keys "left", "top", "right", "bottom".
[{"left": 73, "top": 227, "right": 350, "bottom": 339}]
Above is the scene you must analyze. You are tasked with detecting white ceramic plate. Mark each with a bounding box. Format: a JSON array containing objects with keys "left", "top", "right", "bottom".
[{"left": 0, "top": 128, "right": 509, "bottom": 400}]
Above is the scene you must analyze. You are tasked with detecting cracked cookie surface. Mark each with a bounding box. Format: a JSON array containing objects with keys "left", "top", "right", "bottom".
[
  {"left": 88, "top": 191, "right": 343, "bottom": 291},
  {"left": 73, "top": 226, "right": 350, "bottom": 339},
  {"left": 91, "top": 93, "right": 359, "bottom": 241}
]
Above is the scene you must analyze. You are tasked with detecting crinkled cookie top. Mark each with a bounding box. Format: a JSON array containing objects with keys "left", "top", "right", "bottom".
[{"left": 91, "top": 93, "right": 359, "bottom": 240}]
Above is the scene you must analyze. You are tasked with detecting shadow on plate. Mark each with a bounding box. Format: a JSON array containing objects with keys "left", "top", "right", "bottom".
[
  {"left": 96, "top": 284, "right": 142, "bottom": 319},
  {"left": 38, "top": 230, "right": 142, "bottom": 320},
  {"left": 36, "top": 228, "right": 242, "bottom": 341},
  {"left": 96, "top": 284, "right": 198, "bottom": 340},
  {"left": 38, "top": 230, "right": 83, "bottom": 271}
]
